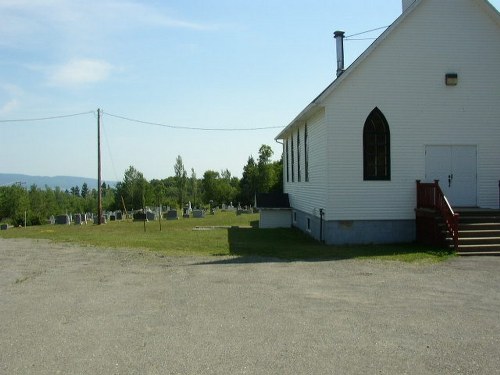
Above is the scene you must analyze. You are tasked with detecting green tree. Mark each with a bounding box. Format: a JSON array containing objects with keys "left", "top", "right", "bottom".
[
  {"left": 239, "top": 156, "right": 258, "bottom": 205},
  {"left": 257, "top": 144, "right": 277, "bottom": 193},
  {"left": 81, "top": 182, "right": 89, "bottom": 198},
  {"left": 70, "top": 186, "right": 80, "bottom": 196},
  {"left": 220, "top": 169, "right": 239, "bottom": 205},
  {"left": 150, "top": 179, "right": 166, "bottom": 209},
  {"left": 258, "top": 144, "right": 273, "bottom": 165},
  {"left": 115, "top": 166, "right": 148, "bottom": 211},
  {"left": 189, "top": 168, "right": 198, "bottom": 208},
  {"left": 202, "top": 170, "right": 220, "bottom": 205},
  {"left": 271, "top": 156, "right": 284, "bottom": 193},
  {"left": 174, "top": 155, "right": 187, "bottom": 208},
  {"left": 101, "top": 183, "right": 116, "bottom": 211},
  {"left": 28, "top": 185, "right": 49, "bottom": 225},
  {"left": 0, "top": 185, "right": 29, "bottom": 226},
  {"left": 161, "top": 177, "right": 178, "bottom": 209},
  {"left": 202, "top": 170, "right": 239, "bottom": 206},
  {"left": 239, "top": 144, "right": 283, "bottom": 205}
]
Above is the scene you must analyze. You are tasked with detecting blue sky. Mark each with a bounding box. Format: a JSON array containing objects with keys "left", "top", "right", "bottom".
[{"left": 1, "top": 0, "right": 499, "bottom": 182}]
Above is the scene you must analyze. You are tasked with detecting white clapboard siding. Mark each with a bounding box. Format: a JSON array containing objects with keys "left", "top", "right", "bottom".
[
  {"left": 284, "top": 108, "right": 328, "bottom": 217},
  {"left": 322, "top": 0, "right": 500, "bottom": 220},
  {"left": 279, "top": 0, "right": 500, "bottom": 222},
  {"left": 259, "top": 210, "right": 292, "bottom": 229}
]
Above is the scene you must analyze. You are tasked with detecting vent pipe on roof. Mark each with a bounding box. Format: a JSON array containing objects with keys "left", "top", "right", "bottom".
[{"left": 334, "top": 30, "right": 345, "bottom": 77}]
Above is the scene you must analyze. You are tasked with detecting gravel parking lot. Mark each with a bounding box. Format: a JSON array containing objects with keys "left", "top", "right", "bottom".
[{"left": 1, "top": 238, "right": 499, "bottom": 374}]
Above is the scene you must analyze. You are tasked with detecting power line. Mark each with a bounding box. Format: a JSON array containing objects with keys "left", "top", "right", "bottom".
[
  {"left": 0, "top": 109, "right": 283, "bottom": 131},
  {"left": 345, "top": 25, "right": 389, "bottom": 39},
  {"left": 102, "top": 111, "right": 283, "bottom": 131},
  {"left": 0, "top": 111, "right": 95, "bottom": 123},
  {"left": 345, "top": 37, "right": 378, "bottom": 41}
]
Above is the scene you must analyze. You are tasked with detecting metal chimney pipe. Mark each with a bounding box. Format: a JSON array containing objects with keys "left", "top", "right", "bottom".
[{"left": 334, "top": 30, "right": 345, "bottom": 77}]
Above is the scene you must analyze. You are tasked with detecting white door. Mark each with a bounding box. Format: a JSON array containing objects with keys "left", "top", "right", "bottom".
[{"left": 425, "top": 145, "right": 477, "bottom": 207}]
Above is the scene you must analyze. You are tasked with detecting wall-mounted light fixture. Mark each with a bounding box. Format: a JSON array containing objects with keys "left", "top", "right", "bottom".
[{"left": 445, "top": 73, "right": 458, "bottom": 86}]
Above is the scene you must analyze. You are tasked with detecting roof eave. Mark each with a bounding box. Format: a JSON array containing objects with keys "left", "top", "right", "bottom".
[{"left": 275, "top": 101, "right": 322, "bottom": 140}]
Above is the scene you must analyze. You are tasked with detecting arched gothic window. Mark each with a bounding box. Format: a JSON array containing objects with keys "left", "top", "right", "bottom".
[{"left": 363, "top": 108, "right": 390, "bottom": 180}]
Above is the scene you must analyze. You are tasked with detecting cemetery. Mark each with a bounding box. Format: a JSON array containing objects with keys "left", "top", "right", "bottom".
[{"left": 24, "top": 205, "right": 250, "bottom": 227}]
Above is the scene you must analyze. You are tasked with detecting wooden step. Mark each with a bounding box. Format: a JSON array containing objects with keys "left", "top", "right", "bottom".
[
  {"left": 457, "top": 243, "right": 500, "bottom": 255},
  {"left": 456, "top": 250, "right": 500, "bottom": 256},
  {"left": 458, "top": 229, "right": 500, "bottom": 238},
  {"left": 459, "top": 222, "right": 500, "bottom": 231},
  {"left": 456, "top": 209, "right": 500, "bottom": 223},
  {"left": 455, "top": 209, "right": 500, "bottom": 215},
  {"left": 458, "top": 236, "right": 500, "bottom": 245},
  {"left": 454, "top": 210, "right": 500, "bottom": 254}
]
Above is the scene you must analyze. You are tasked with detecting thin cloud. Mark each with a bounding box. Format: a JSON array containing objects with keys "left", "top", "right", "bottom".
[
  {"left": 0, "top": 99, "right": 19, "bottom": 115},
  {"left": 100, "top": 1, "right": 218, "bottom": 31},
  {"left": 0, "top": 0, "right": 218, "bottom": 39},
  {"left": 0, "top": 84, "right": 23, "bottom": 114},
  {"left": 47, "top": 59, "right": 115, "bottom": 88}
]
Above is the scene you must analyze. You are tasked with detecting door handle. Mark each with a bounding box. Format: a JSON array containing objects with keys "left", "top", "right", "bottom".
[{"left": 448, "top": 174, "right": 453, "bottom": 187}]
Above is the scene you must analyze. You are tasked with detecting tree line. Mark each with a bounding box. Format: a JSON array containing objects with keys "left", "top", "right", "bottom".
[{"left": 0, "top": 145, "right": 282, "bottom": 226}]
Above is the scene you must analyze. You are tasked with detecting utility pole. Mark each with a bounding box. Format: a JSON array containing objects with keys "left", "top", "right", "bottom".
[{"left": 97, "top": 108, "right": 103, "bottom": 225}]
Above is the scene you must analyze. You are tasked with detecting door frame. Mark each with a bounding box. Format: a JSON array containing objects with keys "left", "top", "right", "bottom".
[{"left": 424, "top": 145, "right": 477, "bottom": 207}]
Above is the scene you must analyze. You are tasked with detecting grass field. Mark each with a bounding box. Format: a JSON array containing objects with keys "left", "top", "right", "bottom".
[{"left": 0, "top": 212, "right": 453, "bottom": 262}]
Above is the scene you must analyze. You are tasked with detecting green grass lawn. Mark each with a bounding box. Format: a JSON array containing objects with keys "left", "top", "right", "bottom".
[{"left": 0, "top": 212, "right": 453, "bottom": 262}]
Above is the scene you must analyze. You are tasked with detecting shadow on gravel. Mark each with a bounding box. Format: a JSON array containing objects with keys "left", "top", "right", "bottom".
[{"left": 192, "top": 226, "right": 452, "bottom": 265}]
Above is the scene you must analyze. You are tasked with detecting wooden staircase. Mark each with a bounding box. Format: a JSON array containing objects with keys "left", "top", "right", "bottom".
[
  {"left": 453, "top": 209, "right": 500, "bottom": 256},
  {"left": 416, "top": 180, "right": 500, "bottom": 256}
]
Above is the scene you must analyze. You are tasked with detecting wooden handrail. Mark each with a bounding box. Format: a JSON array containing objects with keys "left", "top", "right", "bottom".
[{"left": 416, "top": 180, "right": 459, "bottom": 250}]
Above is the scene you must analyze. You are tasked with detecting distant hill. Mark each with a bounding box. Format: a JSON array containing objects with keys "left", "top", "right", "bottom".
[{"left": 0, "top": 173, "right": 117, "bottom": 191}]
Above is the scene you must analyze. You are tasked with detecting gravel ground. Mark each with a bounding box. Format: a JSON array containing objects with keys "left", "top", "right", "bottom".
[{"left": 1, "top": 238, "right": 499, "bottom": 375}]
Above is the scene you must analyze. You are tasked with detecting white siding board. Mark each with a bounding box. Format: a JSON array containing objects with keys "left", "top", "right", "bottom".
[{"left": 259, "top": 210, "right": 292, "bottom": 229}]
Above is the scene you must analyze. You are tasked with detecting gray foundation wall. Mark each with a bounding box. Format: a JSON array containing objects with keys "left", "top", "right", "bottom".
[{"left": 292, "top": 209, "right": 416, "bottom": 245}]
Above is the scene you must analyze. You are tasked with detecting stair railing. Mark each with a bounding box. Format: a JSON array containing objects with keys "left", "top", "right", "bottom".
[{"left": 416, "top": 180, "right": 459, "bottom": 250}]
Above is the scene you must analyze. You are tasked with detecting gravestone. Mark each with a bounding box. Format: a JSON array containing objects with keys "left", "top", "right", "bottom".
[
  {"left": 193, "top": 209, "right": 205, "bottom": 218},
  {"left": 133, "top": 212, "right": 147, "bottom": 222},
  {"left": 223, "top": 203, "right": 235, "bottom": 212},
  {"left": 55, "top": 215, "right": 70, "bottom": 225},
  {"left": 74, "top": 214, "right": 86, "bottom": 225},
  {"left": 146, "top": 211, "right": 156, "bottom": 221},
  {"left": 49, "top": 215, "right": 55, "bottom": 225},
  {"left": 166, "top": 210, "right": 178, "bottom": 220}
]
